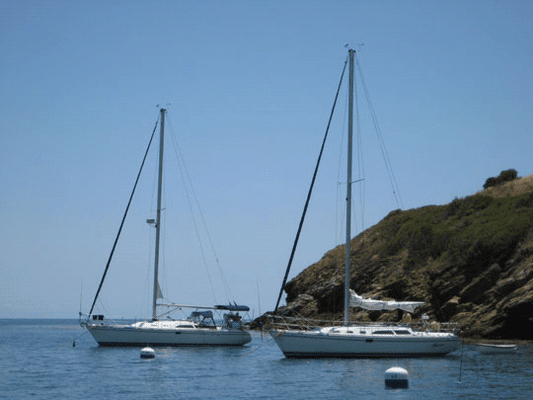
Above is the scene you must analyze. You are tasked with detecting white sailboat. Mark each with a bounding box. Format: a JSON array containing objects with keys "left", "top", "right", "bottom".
[
  {"left": 81, "top": 108, "right": 251, "bottom": 347},
  {"left": 269, "top": 49, "right": 461, "bottom": 357}
]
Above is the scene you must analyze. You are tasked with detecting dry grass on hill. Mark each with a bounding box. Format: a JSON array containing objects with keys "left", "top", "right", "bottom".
[{"left": 480, "top": 174, "right": 533, "bottom": 198}]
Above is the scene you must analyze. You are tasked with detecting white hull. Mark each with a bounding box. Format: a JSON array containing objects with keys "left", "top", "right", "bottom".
[
  {"left": 474, "top": 343, "right": 517, "bottom": 354},
  {"left": 270, "top": 326, "right": 461, "bottom": 358},
  {"left": 85, "top": 321, "right": 251, "bottom": 347}
]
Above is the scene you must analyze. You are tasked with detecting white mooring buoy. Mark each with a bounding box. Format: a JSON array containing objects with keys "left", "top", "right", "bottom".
[
  {"left": 385, "top": 367, "right": 409, "bottom": 389},
  {"left": 140, "top": 347, "right": 155, "bottom": 359}
]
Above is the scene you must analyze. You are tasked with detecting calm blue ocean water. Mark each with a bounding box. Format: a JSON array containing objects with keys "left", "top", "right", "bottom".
[{"left": 1, "top": 319, "right": 532, "bottom": 399}]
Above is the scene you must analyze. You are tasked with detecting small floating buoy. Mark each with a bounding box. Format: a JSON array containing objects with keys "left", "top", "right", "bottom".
[
  {"left": 385, "top": 367, "right": 409, "bottom": 389},
  {"left": 140, "top": 347, "right": 155, "bottom": 359}
]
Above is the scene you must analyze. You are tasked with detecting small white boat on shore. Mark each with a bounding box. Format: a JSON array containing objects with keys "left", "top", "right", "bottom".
[{"left": 473, "top": 343, "right": 517, "bottom": 354}]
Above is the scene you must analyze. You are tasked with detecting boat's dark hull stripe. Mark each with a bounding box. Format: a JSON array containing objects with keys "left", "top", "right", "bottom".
[
  {"left": 282, "top": 352, "right": 453, "bottom": 358},
  {"left": 97, "top": 342, "right": 247, "bottom": 347}
]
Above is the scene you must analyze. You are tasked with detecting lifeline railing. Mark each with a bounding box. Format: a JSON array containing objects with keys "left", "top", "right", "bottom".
[{"left": 267, "top": 315, "right": 459, "bottom": 334}]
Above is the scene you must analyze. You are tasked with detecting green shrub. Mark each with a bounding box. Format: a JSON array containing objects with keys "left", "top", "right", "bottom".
[{"left": 483, "top": 169, "right": 518, "bottom": 189}]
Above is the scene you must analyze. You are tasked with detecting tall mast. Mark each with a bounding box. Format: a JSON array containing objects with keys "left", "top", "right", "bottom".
[
  {"left": 152, "top": 108, "right": 165, "bottom": 320},
  {"left": 344, "top": 49, "right": 355, "bottom": 326}
]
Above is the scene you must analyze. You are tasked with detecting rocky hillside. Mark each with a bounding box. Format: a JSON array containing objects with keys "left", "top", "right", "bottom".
[{"left": 262, "top": 174, "right": 533, "bottom": 340}]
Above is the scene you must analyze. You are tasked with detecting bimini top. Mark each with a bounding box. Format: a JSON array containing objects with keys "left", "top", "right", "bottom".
[
  {"left": 189, "top": 310, "right": 214, "bottom": 319},
  {"left": 214, "top": 304, "right": 250, "bottom": 312}
]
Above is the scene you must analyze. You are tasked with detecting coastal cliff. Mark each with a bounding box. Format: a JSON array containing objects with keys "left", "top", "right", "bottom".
[{"left": 261, "top": 173, "right": 533, "bottom": 340}]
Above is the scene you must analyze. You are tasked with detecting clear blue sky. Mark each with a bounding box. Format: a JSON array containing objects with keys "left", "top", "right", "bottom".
[{"left": 2, "top": 1, "right": 532, "bottom": 318}]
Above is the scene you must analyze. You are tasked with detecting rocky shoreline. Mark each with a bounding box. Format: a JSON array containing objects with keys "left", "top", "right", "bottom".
[{"left": 254, "top": 174, "right": 533, "bottom": 340}]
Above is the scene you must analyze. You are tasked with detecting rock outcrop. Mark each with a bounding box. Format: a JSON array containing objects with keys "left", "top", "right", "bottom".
[{"left": 259, "top": 175, "right": 533, "bottom": 339}]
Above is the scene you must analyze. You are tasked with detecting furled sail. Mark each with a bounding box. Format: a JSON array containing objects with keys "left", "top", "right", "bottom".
[
  {"left": 349, "top": 289, "right": 425, "bottom": 313},
  {"left": 156, "top": 283, "right": 164, "bottom": 300}
]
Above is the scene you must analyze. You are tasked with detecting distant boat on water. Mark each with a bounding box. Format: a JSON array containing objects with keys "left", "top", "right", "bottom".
[{"left": 473, "top": 343, "right": 517, "bottom": 354}]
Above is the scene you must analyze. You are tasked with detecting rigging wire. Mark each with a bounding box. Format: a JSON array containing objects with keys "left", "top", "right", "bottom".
[
  {"left": 159, "top": 182, "right": 169, "bottom": 301},
  {"left": 335, "top": 82, "right": 348, "bottom": 246},
  {"left": 274, "top": 55, "right": 349, "bottom": 313},
  {"left": 274, "top": 51, "right": 403, "bottom": 313},
  {"left": 354, "top": 52, "right": 403, "bottom": 210},
  {"left": 87, "top": 117, "right": 160, "bottom": 318},
  {"left": 166, "top": 120, "right": 218, "bottom": 303},
  {"left": 143, "top": 135, "right": 164, "bottom": 317},
  {"left": 166, "top": 117, "right": 234, "bottom": 304},
  {"left": 144, "top": 216, "right": 155, "bottom": 317},
  {"left": 355, "top": 58, "right": 366, "bottom": 235}
]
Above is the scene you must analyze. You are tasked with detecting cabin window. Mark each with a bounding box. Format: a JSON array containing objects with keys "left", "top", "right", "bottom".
[
  {"left": 373, "top": 330, "right": 394, "bottom": 335},
  {"left": 394, "top": 330, "right": 411, "bottom": 335}
]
